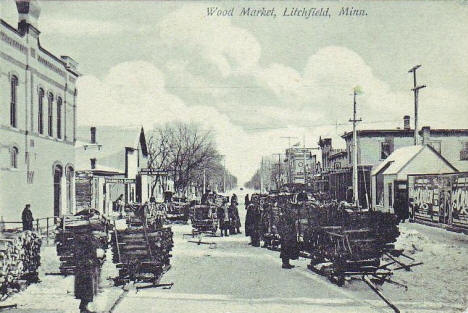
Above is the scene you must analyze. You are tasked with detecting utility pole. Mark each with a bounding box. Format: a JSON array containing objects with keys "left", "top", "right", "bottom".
[
  {"left": 273, "top": 153, "right": 282, "bottom": 190},
  {"left": 281, "top": 136, "right": 298, "bottom": 184},
  {"left": 408, "top": 65, "right": 426, "bottom": 145},
  {"left": 303, "top": 134, "right": 307, "bottom": 186},
  {"left": 350, "top": 89, "right": 362, "bottom": 208},
  {"left": 260, "top": 156, "right": 264, "bottom": 193}
]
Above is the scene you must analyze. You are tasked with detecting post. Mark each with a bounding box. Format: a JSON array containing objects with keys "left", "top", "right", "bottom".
[
  {"left": 46, "top": 217, "right": 49, "bottom": 239},
  {"left": 281, "top": 136, "right": 297, "bottom": 184},
  {"left": 303, "top": 134, "right": 307, "bottom": 186},
  {"left": 260, "top": 156, "right": 264, "bottom": 193},
  {"left": 350, "top": 90, "right": 362, "bottom": 208},
  {"left": 223, "top": 157, "right": 226, "bottom": 193},
  {"left": 36, "top": 219, "right": 39, "bottom": 234},
  {"left": 408, "top": 65, "right": 426, "bottom": 145}
]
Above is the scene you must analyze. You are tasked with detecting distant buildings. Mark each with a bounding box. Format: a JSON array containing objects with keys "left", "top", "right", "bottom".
[
  {"left": 285, "top": 147, "right": 317, "bottom": 185},
  {"left": 0, "top": 0, "right": 79, "bottom": 221},
  {"left": 317, "top": 115, "right": 468, "bottom": 208}
]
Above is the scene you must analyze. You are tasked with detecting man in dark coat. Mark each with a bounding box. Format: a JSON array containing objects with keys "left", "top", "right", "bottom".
[
  {"left": 278, "top": 207, "right": 299, "bottom": 269},
  {"left": 74, "top": 232, "right": 104, "bottom": 313},
  {"left": 244, "top": 194, "right": 250, "bottom": 208},
  {"left": 22, "top": 204, "right": 33, "bottom": 231},
  {"left": 229, "top": 203, "right": 241, "bottom": 234}
]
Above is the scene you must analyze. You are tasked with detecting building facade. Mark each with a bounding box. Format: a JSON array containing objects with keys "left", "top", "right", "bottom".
[
  {"left": 75, "top": 126, "right": 155, "bottom": 214},
  {"left": 0, "top": 1, "right": 79, "bottom": 221},
  {"left": 285, "top": 147, "right": 317, "bottom": 185}
]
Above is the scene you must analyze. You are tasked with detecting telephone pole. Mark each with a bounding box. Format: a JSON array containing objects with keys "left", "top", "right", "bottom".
[
  {"left": 273, "top": 153, "right": 282, "bottom": 190},
  {"left": 281, "top": 136, "right": 298, "bottom": 184},
  {"left": 350, "top": 89, "right": 362, "bottom": 208},
  {"left": 260, "top": 156, "right": 264, "bottom": 193},
  {"left": 408, "top": 65, "right": 426, "bottom": 145}
]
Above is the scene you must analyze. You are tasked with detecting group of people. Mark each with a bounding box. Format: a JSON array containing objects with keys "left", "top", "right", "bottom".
[
  {"left": 217, "top": 194, "right": 241, "bottom": 237},
  {"left": 244, "top": 192, "right": 308, "bottom": 269}
]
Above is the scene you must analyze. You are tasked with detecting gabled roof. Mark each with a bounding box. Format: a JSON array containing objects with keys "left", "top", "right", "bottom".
[
  {"left": 76, "top": 126, "right": 148, "bottom": 155},
  {"left": 75, "top": 126, "right": 148, "bottom": 173},
  {"left": 371, "top": 145, "right": 458, "bottom": 176}
]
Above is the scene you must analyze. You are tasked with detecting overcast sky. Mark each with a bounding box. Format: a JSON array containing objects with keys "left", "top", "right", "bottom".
[{"left": 2, "top": 0, "right": 467, "bottom": 183}]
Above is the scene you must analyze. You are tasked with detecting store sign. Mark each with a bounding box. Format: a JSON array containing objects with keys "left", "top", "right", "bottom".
[
  {"left": 105, "top": 178, "right": 136, "bottom": 184},
  {"left": 140, "top": 168, "right": 168, "bottom": 175}
]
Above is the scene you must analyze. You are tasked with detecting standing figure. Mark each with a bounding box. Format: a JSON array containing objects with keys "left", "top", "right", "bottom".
[
  {"left": 245, "top": 204, "right": 261, "bottom": 246},
  {"left": 115, "top": 194, "right": 124, "bottom": 218},
  {"left": 278, "top": 207, "right": 299, "bottom": 269},
  {"left": 244, "top": 194, "right": 250, "bottom": 208},
  {"left": 231, "top": 193, "right": 238, "bottom": 206},
  {"left": 222, "top": 200, "right": 231, "bottom": 236},
  {"left": 22, "top": 204, "right": 34, "bottom": 231},
  {"left": 74, "top": 233, "right": 105, "bottom": 313},
  {"left": 229, "top": 202, "right": 241, "bottom": 234}
]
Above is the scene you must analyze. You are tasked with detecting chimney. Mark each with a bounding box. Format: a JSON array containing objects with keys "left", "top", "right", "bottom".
[
  {"left": 403, "top": 115, "right": 411, "bottom": 130},
  {"left": 90, "top": 127, "right": 96, "bottom": 144},
  {"left": 16, "top": 0, "right": 41, "bottom": 36},
  {"left": 90, "top": 158, "right": 96, "bottom": 170},
  {"left": 421, "top": 126, "right": 431, "bottom": 145}
]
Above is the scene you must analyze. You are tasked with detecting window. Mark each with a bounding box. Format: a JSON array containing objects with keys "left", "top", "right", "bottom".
[
  {"left": 461, "top": 142, "right": 468, "bottom": 161},
  {"left": 10, "top": 147, "right": 18, "bottom": 168},
  {"left": 38, "top": 89, "right": 44, "bottom": 134},
  {"left": 47, "top": 92, "right": 53, "bottom": 137},
  {"left": 56, "top": 97, "right": 62, "bottom": 139},
  {"left": 10, "top": 76, "right": 18, "bottom": 127},
  {"left": 380, "top": 141, "right": 392, "bottom": 160}
]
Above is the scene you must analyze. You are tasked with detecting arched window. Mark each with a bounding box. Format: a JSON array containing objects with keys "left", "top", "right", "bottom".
[
  {"left": 10, "top": 76, "right": 18, "bottom": 127},
  {"left": 10, "top": 146, "right": 18, "bottom": 168},
  {"left": 38, "top": 88, "right": 44, "bottom": 134},
  {"left": 57, "top": 97, "right": 62, "bottom": 139},
  {"left": 47, "top": 92, "right": 53, "bottom": 137}
]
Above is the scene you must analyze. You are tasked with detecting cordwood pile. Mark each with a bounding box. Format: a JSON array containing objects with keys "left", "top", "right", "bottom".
[{"left": 0, "top": 230, "right": 41, "bottom": 298}]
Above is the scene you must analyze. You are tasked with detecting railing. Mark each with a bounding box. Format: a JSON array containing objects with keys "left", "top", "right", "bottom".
[{"left": 1, "top": 216, "right": 58, "bottom": 239}]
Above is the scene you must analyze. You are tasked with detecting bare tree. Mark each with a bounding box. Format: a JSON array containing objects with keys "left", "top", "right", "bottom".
[{"left": 148, "top": 122, "right": 230, "bottom": 197}]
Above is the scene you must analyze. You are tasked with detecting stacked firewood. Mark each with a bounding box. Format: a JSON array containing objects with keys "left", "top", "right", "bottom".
[
  {"left": 0, "top": 230, "right": 42, "bottom": 295},
  {"left": 111, "top": 216, "right": 173, "bottom": 284},
  {"left": 55, "top": 213, "right": 108, "bottom": 275}
]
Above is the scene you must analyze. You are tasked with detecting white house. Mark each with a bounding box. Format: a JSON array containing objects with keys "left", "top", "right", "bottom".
[
  {"left": 75, "top": 126, "right": 153, "bottom": 214},
  {"left": 371, "top": 145, "right": 458, "bottom": 213}
]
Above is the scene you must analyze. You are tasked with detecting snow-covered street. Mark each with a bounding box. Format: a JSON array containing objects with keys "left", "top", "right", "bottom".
[
  {"left": 2, "top": 193, "right": 467, "bottom": 313},
  {"left": 110, "top": 195, "right": 467, "bottom": 313}
]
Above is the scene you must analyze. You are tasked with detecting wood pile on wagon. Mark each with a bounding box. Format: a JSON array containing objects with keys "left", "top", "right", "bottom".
[
  {"left": 55, "top": 211, "right": 109, "bottom": 275},
  {"left": 0, "top": 230, "right": 41, "bottom": 297},
  {"left": 111, "top": 205, "right": 174, "bottom": 286}
]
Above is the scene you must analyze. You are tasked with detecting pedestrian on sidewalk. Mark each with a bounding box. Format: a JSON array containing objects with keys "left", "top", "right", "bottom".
[
  {"left": 74, "top": 233, "right": 105, "bottom": 313},
  {"left": 22, "top": 204, "right": 33, "bottom": 231}
]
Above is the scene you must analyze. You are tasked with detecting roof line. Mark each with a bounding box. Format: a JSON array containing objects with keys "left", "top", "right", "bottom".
[{"left": 397, "top": 146, "right": 424, "bottom": 175}]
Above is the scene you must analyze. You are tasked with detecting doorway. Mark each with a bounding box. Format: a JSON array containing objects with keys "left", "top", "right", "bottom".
[{"left": 54, "top": 164, "right": 63, "bottom": 217}]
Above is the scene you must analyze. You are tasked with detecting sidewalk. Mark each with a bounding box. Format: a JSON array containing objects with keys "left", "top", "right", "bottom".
[{"left": 1, "top": 241, "right": 124, "bottom": 313}]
